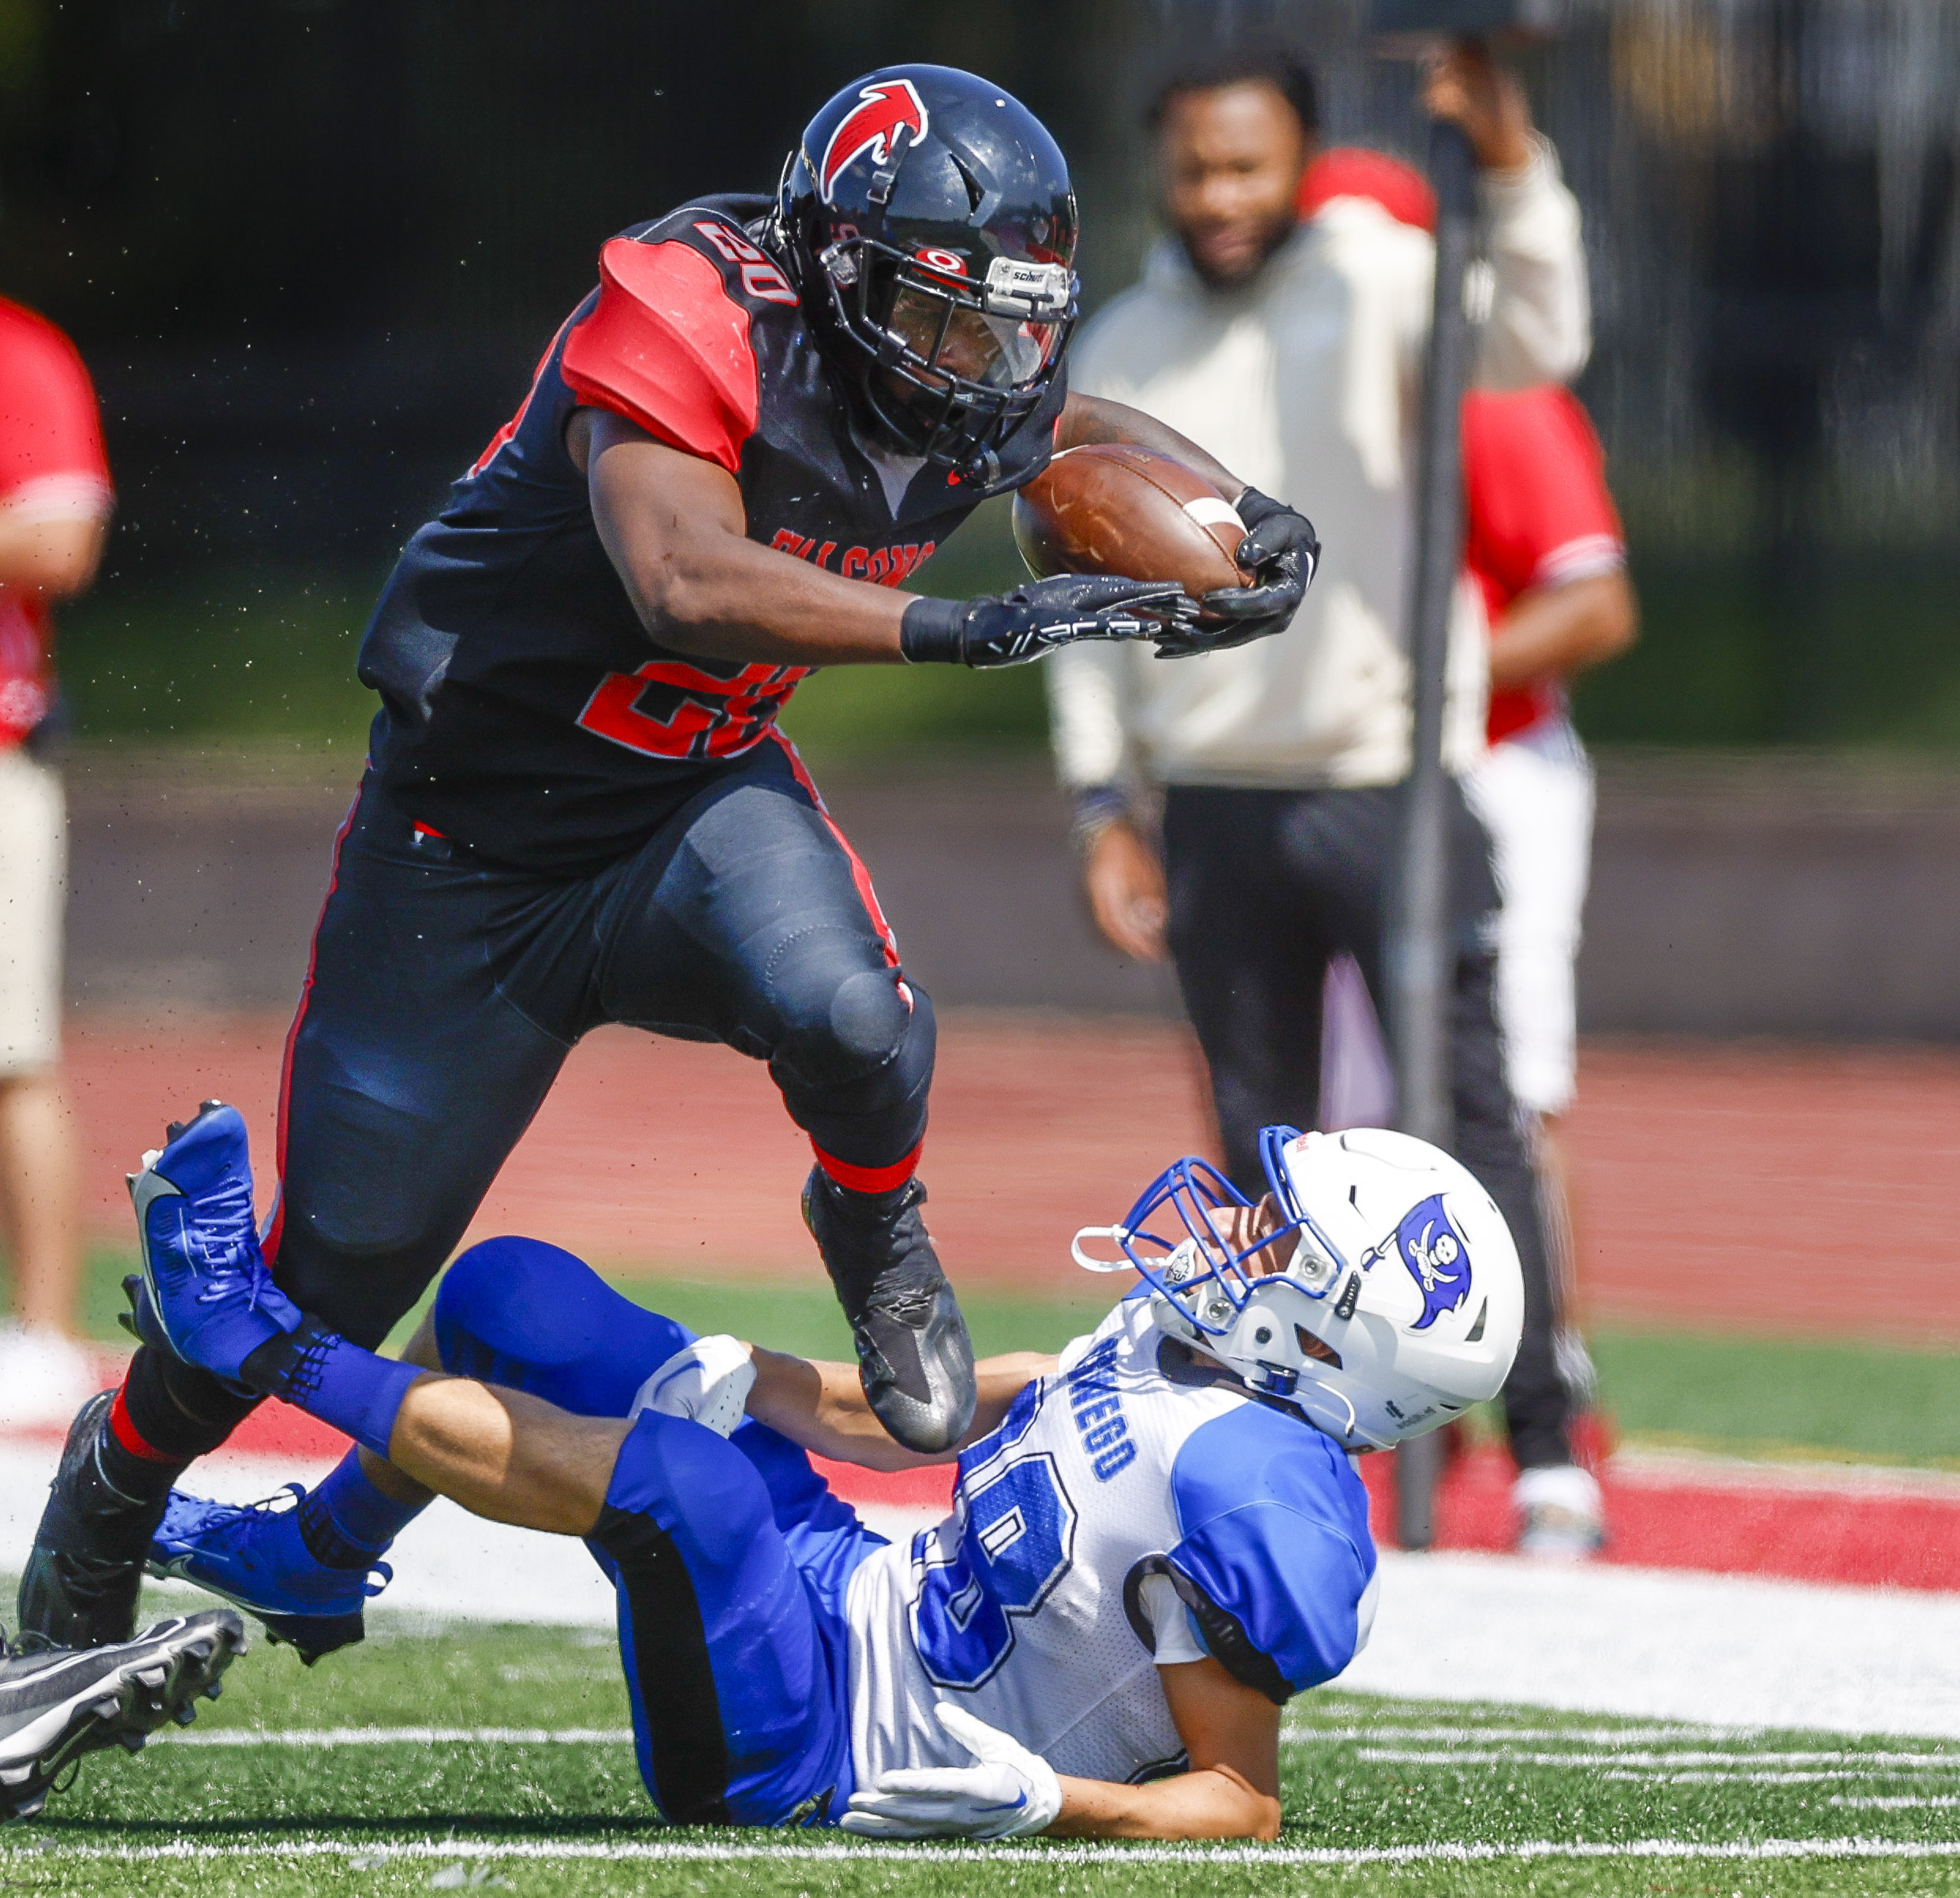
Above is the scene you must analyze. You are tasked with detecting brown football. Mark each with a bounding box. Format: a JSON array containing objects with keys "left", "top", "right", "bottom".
[{"left": 1011, "top": 444, "right": 1251, "bottom": 602}]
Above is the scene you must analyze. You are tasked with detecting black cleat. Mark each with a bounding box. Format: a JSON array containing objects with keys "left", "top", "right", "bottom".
[
  {"left": 802, "top": 1168, "right": 976, "bottom": 1455},
  {"left": 17, "top": 1392, "right": 170, "bottom": 1652},
  {"left": 0, "top": 1609, "right": 247, "bottom": 1822}
]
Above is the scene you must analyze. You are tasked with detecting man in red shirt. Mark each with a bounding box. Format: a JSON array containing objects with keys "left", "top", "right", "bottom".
[
  {"left": 1300, "top": 152, "right": 1637, "bottom": 1557},
  {"left": 0, "top": 295, "right": 114, "bottom": 1425}
]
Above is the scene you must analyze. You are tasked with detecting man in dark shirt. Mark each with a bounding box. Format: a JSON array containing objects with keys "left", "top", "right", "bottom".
[{"left": 21, "top": 62, "right": 1320, "bottom": 1657}]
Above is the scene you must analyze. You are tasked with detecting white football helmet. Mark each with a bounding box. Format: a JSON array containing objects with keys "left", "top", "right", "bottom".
[{"left": 1073, "top": 1125, "right": 1523, "bottom": 1452}]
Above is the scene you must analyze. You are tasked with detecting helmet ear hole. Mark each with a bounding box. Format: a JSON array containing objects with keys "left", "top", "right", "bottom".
[{"left": 1294, "top": 1324, "right": 1342, "bottom": 1369}]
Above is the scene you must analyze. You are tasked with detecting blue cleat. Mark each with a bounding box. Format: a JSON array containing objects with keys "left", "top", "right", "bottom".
[
  {"left": 147, "top": 1486, "right": 388, "bottom": 1667},
  {"left": 129, "top": 1101, "right": 303, "bottom": 1384}
]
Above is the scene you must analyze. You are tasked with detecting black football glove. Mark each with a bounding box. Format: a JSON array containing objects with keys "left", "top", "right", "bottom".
[
  {"left": 901, "top": 575, "right": 1198, "bottom": 669},
  {"left": 1155, "top": 488, "right": 1321, "bottom": 659}
]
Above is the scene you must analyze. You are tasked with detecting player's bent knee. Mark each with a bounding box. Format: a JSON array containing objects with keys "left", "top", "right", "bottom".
[
  {"left": 775, "top": 963, "right": 925, "bottom": 1092},
  {"left": 603, "top": 1410, "right": 776, "bottom": 1570},
  {"left": 435, "top": 1235, "right": 696, "bottom": 1417}
]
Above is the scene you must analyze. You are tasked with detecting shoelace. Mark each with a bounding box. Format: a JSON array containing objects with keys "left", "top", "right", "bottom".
[
  {"left": 180, "top": 1171, "right": 273, "bottom": 1310},
  {"left": 181, "top": 1485, "right": 305, "bottom": 1534}
]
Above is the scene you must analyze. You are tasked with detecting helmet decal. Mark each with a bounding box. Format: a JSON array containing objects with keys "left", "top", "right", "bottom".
[
  {"left": 819, "top": 79, "right": 929, "bottom": 204},
  {"left": 1383, "top": 1195, "right": 1473, "bottom": 1332}
]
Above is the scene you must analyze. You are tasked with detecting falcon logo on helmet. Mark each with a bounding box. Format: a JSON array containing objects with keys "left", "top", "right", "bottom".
[
  {"left": 1071, "top": 1126, "right": 1524, "bottom": 1453},
  {"left": 1384, "top": 1195, "right": 1472, "bottom": 1331},
  {"left": 819, "top": 79, "right": 930, "bottom": 204}
]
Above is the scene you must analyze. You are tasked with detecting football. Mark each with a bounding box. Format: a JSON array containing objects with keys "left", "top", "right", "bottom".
[{"left": 1010, "top": 443, "right": 1251, "bottom": 602}]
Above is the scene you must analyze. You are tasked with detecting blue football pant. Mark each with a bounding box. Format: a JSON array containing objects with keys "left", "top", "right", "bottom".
[
  {"left": 434, "top": 1234, "right": 886, "bottom": 1826},
  {"left": 264, "top": 740, "right": 932, "bottom": 1348}
]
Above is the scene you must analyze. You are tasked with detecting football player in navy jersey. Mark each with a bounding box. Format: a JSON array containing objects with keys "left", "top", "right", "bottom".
[
  {"left": 19, "top": 64, "right": 1320, "bottom": 1656},
  {"left": 99, "top": 1102, "right": 1516, "bottom": 1837}
]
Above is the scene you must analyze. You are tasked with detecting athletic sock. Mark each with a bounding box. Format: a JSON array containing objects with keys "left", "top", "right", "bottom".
[
  {"left": 297, "top": 1449, "right": 428, "bottom": 1571},
  {"left": 102, "top": 1344, "right": 263, "bottom": 1503},
  {"left": 241, "top": 1321, "right": 422, "bottom": 1461}
]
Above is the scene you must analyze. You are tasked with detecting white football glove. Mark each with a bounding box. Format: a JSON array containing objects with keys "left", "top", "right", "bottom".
[
  {"left": 627, "top": 1334, "right": 756, "bottom": 1438},
  {"left": 840, "top": 1702, "right": 1062, "bottom": 1840}
]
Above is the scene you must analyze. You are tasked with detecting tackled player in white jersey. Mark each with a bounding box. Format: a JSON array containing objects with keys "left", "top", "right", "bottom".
[{"left": 88, "top": 1104, "right": 1521, "bottom": 1840}]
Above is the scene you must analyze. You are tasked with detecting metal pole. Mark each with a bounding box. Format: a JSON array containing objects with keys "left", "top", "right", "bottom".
[{"left": 1390, "top": 113, "right": 1480, "bottom": 1552}]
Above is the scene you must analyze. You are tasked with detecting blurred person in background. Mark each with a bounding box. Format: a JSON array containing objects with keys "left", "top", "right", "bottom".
[
  {"left": 1044, "top": 47, "right": 1605, "bottom": 1555},
  {"left": 0, "top": 295, "right": 113, "bottom": 1425},
  {"left": 1461, "top": 377, "right": 1637, "bottom": 1425},
  {"left": 1302, "top": 151, "right": 1641, "bottom": 1535}
]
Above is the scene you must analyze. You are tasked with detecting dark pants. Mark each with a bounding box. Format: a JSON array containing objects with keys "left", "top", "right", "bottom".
[
  {"left": 1162, "top": 779, "right": 1570, "bottom": 1472},
  {"left": 255, "top": 740, "right": 933, "bottom": 1348}
]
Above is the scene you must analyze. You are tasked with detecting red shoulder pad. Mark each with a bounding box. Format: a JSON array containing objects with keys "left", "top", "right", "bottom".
[{"left": 561, "top": 238, "right": 762, "bottom": 476}]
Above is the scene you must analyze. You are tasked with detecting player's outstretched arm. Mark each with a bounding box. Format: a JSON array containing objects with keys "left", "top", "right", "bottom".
[
  {"left": 1047, "top": 1657, "right": 1283, "bottom": 1840},
  {"left": 577, "top": 407, "right": 1190, "bottom": 671},
  {"left": 577, "top": 409, "right": 912, "bottom": 667},
  {"left": 842, "top": 1656, "right": 1282, "bottom": 1842},
  {"left": 744, "top": 1345, "right": 1055, "bottom": 1472}
]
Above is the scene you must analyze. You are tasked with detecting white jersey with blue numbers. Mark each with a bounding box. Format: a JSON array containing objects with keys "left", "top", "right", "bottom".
[{"left": 842, "top": 1294, "right": 1380, "bottom": 1788}]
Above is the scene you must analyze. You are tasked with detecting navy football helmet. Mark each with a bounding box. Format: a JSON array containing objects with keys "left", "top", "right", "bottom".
[{"left": 777, "top": 65, "right": 1078, "bottom": 484}]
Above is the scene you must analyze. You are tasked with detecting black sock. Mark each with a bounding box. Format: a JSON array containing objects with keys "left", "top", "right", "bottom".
[{"left": 103, "top": 1345, "right": 263, "bottom": 1503}]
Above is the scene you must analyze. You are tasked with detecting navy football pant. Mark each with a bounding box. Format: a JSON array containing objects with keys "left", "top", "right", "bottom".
[
  {"left": 435, "top": 1235, "right": 880, "bottom": 1825},
  {"left": 260, "top": 742, "right": 932, "bottom": 1348},
  {"left": 1161, "top": 779, "right": 1570, "bottom": 1473}
]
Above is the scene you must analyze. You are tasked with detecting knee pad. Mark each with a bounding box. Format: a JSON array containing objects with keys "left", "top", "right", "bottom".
[
  {"left": 771, "top": 949, "right": 924, "bottom": 1092},
  {"left": 435, "top": 1235, "right": 694, "bottom": 1418}
]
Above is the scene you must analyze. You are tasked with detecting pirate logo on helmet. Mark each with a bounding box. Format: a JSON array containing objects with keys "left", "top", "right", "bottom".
[{"left": 1386, "top": 1194, "right": 1473, "bottom": 1332}]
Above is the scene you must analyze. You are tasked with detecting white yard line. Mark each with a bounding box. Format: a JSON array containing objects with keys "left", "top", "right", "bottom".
[
  {"left": 1356, "top": 1748, "right": 1960, "bottom": 1769},
  {"left": 166, "top": 1727, "right": 634, "bottom": 1747},
  {"left": 1832, "top": 1795, "right": 1960, "bottom": 1809},
  {"left": 8, "top": 1835, "right": 1960, "bottom": 1869}
]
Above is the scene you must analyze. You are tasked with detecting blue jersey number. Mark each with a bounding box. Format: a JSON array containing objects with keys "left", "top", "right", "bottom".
[{"left": 912, "top": 1450, "right": 1077, "bottom": 1690}]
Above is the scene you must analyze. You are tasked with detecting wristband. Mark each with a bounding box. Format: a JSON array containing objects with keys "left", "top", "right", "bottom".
[
  {"left": 899, "top": 596, "right": 967, "bottom": 665},
  {"left": 241, "top": 1317, "right": 424, "bottom": 1460},
  {"left": 1070, "top": 785, "right": 1133, "bottom": 854}
]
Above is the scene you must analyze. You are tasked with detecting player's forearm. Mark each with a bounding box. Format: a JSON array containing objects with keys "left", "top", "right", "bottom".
[
  {"left": 1045, "top": 1765, "right": 1282, "bottom": 1841},
  {"left": 604, "top": 521, "right": 913, "bottom": 666},
  {"left": 1487, "top": 570, "right": 1637, "bottom": 689},
  {"left": 584, "top": 415, "right": 910, "bottom": 665},
  {"left": 1056, "top": 393, "right": 1243, "bottom": 503},
  {"left": 745, "top": 1346, "right": 1053, "bottom": 1471}
]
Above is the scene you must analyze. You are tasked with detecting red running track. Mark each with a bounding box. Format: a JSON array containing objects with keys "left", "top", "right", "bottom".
[{"left": 66, "top": 1013, "right": 1960, "bottom": 1339}]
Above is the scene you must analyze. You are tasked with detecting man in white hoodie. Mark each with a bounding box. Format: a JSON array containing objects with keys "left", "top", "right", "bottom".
[{"left": 1043, "top": 44, "right": 1602, "bottom": 1556}]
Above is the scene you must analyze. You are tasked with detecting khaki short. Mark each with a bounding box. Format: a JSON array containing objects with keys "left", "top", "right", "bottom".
[{"left": 0, "top": 745, "right": 65, "bottom": 1078}]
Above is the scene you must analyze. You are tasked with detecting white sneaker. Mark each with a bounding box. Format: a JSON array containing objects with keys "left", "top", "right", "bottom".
[
  {"left": 0, "top": 1322, "right": 99, "bottom": 1430},
  {"left": 1514, "top": 1463, "right": 1605, "bottom": 1563}
]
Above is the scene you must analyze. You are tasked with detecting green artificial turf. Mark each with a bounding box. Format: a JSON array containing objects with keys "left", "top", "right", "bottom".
[{"left": 6, "top": 1605, "right": 1959, "bottom": 1896}]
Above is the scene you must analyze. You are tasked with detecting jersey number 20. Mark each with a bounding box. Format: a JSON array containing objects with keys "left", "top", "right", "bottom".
[{"left": 912, "top": 1450, "right": 1077, "bottom": 1691}]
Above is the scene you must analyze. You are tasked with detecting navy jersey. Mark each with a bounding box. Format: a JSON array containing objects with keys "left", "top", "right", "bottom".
[{"left": 359, "top": 193, "right": 1067, "bottom": 874}]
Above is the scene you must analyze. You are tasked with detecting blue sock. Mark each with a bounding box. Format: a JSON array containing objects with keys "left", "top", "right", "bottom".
[
  {"left": 297, "top": 1448, "right": 427, "bottom": 1571},
  {"left": 242, "top": 1321, "right": 422, "bottom": 1461}
]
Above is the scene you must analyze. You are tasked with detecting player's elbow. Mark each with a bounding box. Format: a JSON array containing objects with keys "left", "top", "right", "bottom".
[{"left": 1589, "top": 570, "right": 1639, "bottom": 663}]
